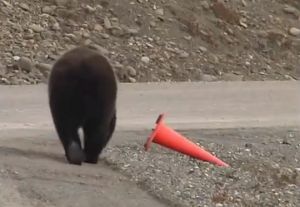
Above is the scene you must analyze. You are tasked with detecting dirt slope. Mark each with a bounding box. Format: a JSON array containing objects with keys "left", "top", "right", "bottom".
[{"left": 0, "top": 0, "right": 299, "bottom": 84}]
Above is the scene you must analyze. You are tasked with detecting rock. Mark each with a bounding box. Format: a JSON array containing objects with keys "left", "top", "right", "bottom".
[
  {"left": 128, "top": 77, "right": 136, "bottom": 83},
  {"left": 83, "top": 39, "right": 92, "bottom": 46},
  {"left": 52, "top": 22, "right": 60, "bottom": 31},
  {"left": 24, "top": 33, "right": 35, "bottom": 40},
  {"left": 289, "top": 27, "right": 300, "bottom": 36},
  {"left": 42, "top": 6, "right": 56, "bottom": 14},
  {"left": 9, "top": 76, "right": 22, "bottom": 85},
  {"left": 209, "top": 54, "right": 220, "bottom": 64},
  {"left": 126, "top": 66, "right": 137, "bottom": 77},
  {"left": 110, "top": 17, "right": 119, "bottom": 26},
  {"left": 17, "top": 57, "right": 33, "bottom": 72},
  {"left": 88, "top": 44, "right": 109, "bottom": 55},
  {"left": 263, "top": 29, "right": 286, "bottom": 45},
  {"left": 201, "top": 1, "right": 210, "bottom": 10},
  {"left": 222, "top": 73, "right": 244, "bottom": 81},
  {"left": 13, "top": 56, "right": 20, "bottom": 61},
  {"left": 46, "top": 54, "right": 59, "bottom": 61},
  {"left": 286, "top": 131, "right": 296, "bottom": 138},
  {"left": 241, "top": 0, "right": 247, "bottom": 7},
  {"left": 150, "top": 21, "right": 156, "bottom": 27},
  {"left": 2, "top": 0, "right": 12, "bottom": 7},
  {"left": 179, "top": 51, "right": 189, "bottom": 58},
  {"left": 199, "top": 46, "right": 208, "bottom": 52},
  {"left": 146, "top": 42, "right": 154, "bottom": 48},
  {"left": 94, "top": 24, "right": 103, "bottom": 32},
  {"left": 19, "top": 3, "right": 30, "bottom": 11},
  {"left": 239, "top": 18, "right": 248, "bottom": 28},
  {"left": 101, "top": 33, "right": 110, "bottom": 39},
  {"left": 0, "top": 62, "right": 6, "bottom": 75},
  {"left": 201, "top": 74, "right": 218, "bottom": 82},
  {"left": 124, "top": 27, "right": 139, "bottom": 35},
  {"left": 184, "top": 35, "right": 192, "bottom": 41},
  {"left": 64, "top": 33, "right": 79, "bottom": 42},
  {"left": 82, "top": 31, "right": 90, "bottom": 38},
  {"left": 211, "top": 1, "right": 240, "bottom": 25},
  {"left": 283, "top": 5, "right": 299, "bottom": 16},
  {"left": 276, "top": 167, "right": 298, "bottom": 185},
  {"left": 41, "top": 30, "right": 53, "bottom": 39},
  {"left": 110, "top": 27, "right": 124, "bottom": 37},
  {"left": 85, "top": 5, "right": 96, "bottom": 13},
  {"left": 30, "top": 24, "right": 44, "bottom": 33},
  {"left": 104, "top": 17, "right": 112, "bottom": 29},
  {"left": 35, "top": 63, "right": 52, "bottom": 74},
  {"left": 114, "top": 63, "right": 127, "bottom": 80},
  {"left": 0, "top": 62, "right": 5, "bottom": 69},
  {"left": 55, "top": 0, "right": 68, "bottom": 6},
  {"left": 155, "top": 8, "right": 164, "bottom": 16},
  {"left": 141, "top": 56, "right": 150, "bottom": 64},
  {"left": 245, "top": 143, "right": 253, "bottom": 148},
  {"left": 281, "top": 137, "right": 291, "bottom": 145}
]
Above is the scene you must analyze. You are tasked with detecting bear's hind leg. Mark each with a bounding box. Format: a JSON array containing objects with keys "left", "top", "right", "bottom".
[
  {"left": 83, "top": 120, "right": 113, "bottom": 164},
  {"left": 53, "top": 118, "right": 85, "bottom": 165}
]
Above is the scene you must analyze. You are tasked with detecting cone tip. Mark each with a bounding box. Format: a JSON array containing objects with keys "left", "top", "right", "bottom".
[
  {"left": 219, "top": 162, "right": 230, "bottom": 167},
  {"left": 214, "top": 159, "right": 230, "bottom": 167}
]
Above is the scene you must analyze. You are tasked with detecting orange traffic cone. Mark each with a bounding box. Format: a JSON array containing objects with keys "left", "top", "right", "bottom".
[{"left": 144, "top": 114, "right": 229, "bottom": 167}]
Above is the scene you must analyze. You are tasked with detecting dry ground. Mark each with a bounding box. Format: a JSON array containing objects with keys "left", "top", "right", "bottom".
[{"left": 0, "top": 0, "right": 299, "bottom": 84}]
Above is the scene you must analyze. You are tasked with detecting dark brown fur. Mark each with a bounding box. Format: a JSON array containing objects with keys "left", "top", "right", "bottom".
[{"left": 48, "top": 46, "right": 117, "bottom": 165}]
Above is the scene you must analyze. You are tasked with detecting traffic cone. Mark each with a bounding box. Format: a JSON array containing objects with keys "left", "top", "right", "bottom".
[{"left": 144, "top": 114, "right": 229, "bottom": 167}]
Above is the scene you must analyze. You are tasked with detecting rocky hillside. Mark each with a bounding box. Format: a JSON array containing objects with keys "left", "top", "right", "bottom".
[{"left": 0, "top": 0, "right": 299, "bottom": 84}]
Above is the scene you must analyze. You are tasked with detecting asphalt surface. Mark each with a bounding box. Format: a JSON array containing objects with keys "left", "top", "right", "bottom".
[{"left": 0, "top": 81, "right": 299, "bottom": 131}]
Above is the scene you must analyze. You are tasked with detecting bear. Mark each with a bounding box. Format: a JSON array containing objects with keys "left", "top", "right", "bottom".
[{"left": 48, "top": 46, "right": 117, "bottom": 165}]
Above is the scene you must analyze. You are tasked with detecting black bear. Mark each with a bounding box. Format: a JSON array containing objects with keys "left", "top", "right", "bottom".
[{"left": 48, "top": 46, "right": 117, "bottom": 165}]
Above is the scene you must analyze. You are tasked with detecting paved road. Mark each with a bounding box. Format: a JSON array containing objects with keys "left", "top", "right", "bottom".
[
  {"left": 0, "top": 81, "right": 299, "bottom": 207},
  {"left": 0, "top": 81, "right": 299, "bottom": 131}
]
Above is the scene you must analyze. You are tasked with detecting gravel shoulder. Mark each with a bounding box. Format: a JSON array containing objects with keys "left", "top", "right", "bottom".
[{"left": 105, "top": 127, "right": 300, "bottom": 207}]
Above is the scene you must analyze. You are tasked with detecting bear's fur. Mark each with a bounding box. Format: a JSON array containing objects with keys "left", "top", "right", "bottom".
[{"left": 48, "top": 46, "right": 117, "bottom": 165}]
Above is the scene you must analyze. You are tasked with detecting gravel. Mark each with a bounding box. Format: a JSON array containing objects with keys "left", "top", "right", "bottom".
[
  {"left": 104, "top": 128, "right": 300, "bottom": 207},
  {"left": 0, "top": 0, "right": 299, "bottom": 84}
]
